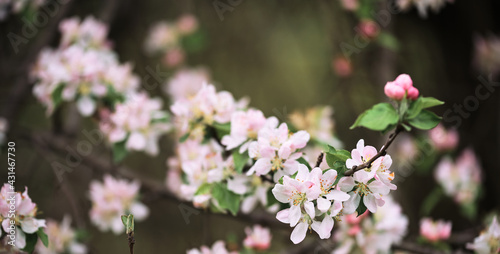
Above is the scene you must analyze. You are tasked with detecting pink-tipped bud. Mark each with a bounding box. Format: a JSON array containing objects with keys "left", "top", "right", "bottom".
[
  {"left": 394, "top": 74, "right": 413, "bottom": 90},
  {"left": 407, "top": 86, "right": 419, "bottom": 100},
  {"left": 384, "top": 81, "right": 405, "bottom": 100}
]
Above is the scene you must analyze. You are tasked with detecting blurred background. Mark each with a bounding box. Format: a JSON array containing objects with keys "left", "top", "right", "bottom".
[{"left": 1, "top": 0, "right": 500, "bottom": 253}]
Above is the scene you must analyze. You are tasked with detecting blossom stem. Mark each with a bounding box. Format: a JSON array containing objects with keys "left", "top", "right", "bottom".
[{"left": 344, "top": 125, "right": 403, "bottom": 176}]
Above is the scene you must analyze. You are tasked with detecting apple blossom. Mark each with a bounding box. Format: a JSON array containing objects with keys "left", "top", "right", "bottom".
[
  {"left": 186, "top": 240, "right": 237, "bottom": 254},
  {"left": 164, "top": 68, "right": 210, "bottom": 101},
  {"left": 396, "top": 0, "right": 455, "bottom": 17},
  {"left": 384, "top": 74, "right": 419, "bottom": 101},
  {"left": 358, "top": 20, "right": 380, "bottom": 39},
  {"left": 100, "top": 92, "right": 171, "bottom": 156},
  {"left": 243, "top": 225, "right": 272, "bottom": 250},
  {"left": 332, "top": 56, "right": 353, "bottom": 77},
  {"left": 333, "top": 196, "right": 408, "bottom": 254},
  {"left": 246, "top": 120, "right": 310, "bottom": 182},
  {"left": 429, "top": 123, "right": 459, "bottom": 151},
  {"left": 0, "top": 184, "right": 46, "bottom": 250},
  {"left": 467, "top": 217, "right": 500, "bottom": 254},
  {"left": 176, "top": 14, "right": 198, "bottom": 35},
  {"left": 473, "top": 34, "right": 500, "bottom": 76},
  {"left": 35, "top": 216, "right": 87, "bottom": 254},
  {"left": 339, "top": 0, "right": 358, "bottom": 11},
  {"left": 59, "top": 16, "right": 109, "bottom": 49},
  {"left": 420, "top": 218, "right": 452, "bottom": 242},
  {"left": 221, "top": 109, "right": 268, "bottom": 152},
  {"left": 272, "top": 165, "right": 349, "bottom": 243},
  {"left": 89, "top": 175, "right": 149, "bottom": 234},
  {"left": 435, "top": 148, "right": 482, "bottom": 206}
]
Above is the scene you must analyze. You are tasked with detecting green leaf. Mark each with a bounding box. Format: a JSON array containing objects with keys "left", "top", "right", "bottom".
[
  {"left": 377, "top": 32, "right": 400, "bottom": 51},
  {"left": 212, "top": 183, "right": 241, "bottom": 216},
  {"left": 112, "top": 140, "right": 128, "bottom": 163},
  {"left": 460, "top": 202, "right": 477, "bottom": 220},
  {"left": 21, "top": 231, "right": 38, "bottom": 253},
  {"left": 421, "top": 187, "right": 443, "bottom": 215},
  {"left": 195, "top": 183, "right": 212, "bottom": 195},
  {"left": 297, "top": 157, "right": 312, "bottom": 170},
  {"left": 213, "top": 122, "right": 231, "bottom": 140},
  {"left": 181, "top": 30, "right": 207, "bottom": 54},
  {"left": 325, "top": 147, "right": 351, "bottom": 168},
  {"left": 37, "top": 228, "right": 49, "bottom": 247},
  {"left": 407, "top": 97, "right": 444, "bottom": 120},
  {"left": 51, "top": 84, "right": 64, "bottom": 109},
  {"left": 350, "top": 103, "right": 399, "bottom": 131},
  {"left": 408, "top": 110, "right": 441, "bottom": 130},
  {"left": 179, "top": 132, "right": 190, "bottom": 143},
  {"left": 356, "top": 196, "right": 368, "bottom": 216},
  {"left": 232, "top": 150, "right": 249, "bottom": 173},
  {"left": 121, "top": 215, "right": 128, "bottom": 227}
]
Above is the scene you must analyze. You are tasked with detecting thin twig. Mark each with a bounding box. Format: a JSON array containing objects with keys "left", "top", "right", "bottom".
[
  {"left": 344, "top": 125, "right": 403, "bottom": 176},
  {"left": 315, "top": 152, "right": 324, "bottom": 168},
  {"left": 127, "top": 232, "right": 135, "bottom": 254}
]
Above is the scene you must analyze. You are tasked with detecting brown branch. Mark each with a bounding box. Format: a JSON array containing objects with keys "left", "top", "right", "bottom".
[
  {"left": 127, "top": 232, "right": 135, "bottom": 254},
  {"left": 344, "top": 125, "right": 403, "bottom": 176},
  {"left": 315, "top": 152, "right": 324, "bottom": 168}
]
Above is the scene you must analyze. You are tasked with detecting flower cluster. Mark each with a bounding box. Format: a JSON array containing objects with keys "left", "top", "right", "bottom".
[
  {"left": 186, "top": 224, "right": 272, "bottom": 253},
  {"left": 384, "top": 74, "right": 419, "bottom": 100},
  {"left": 467, "top": 216, "right": 500, "bottom": 254},
  {"left": 273, "top": 165, "right": 349, "bottom": 243},
  {"left": 428, "top": 123, "right": 459, "bottom": 151},
  {"left": 171, "top": 83, "right": 246, "bottom": 138},
  {"left": 396, "top": 0, "right": 454, "bottom": 18},
  {"left": 0, "top": 0, "right": 46, "bottom": 21},
  {"left": 435, "top": 148, "right": 482, "bottom": 206},
  {"left": 35, "top": 216, "right": 87, "bottom": 254},
  {"left": 246, "top": 119, "right": 310, "bottom": 182},
  {"left": 99, "top": 92, "right": 171, "bottom": 156},
  {"left": 32, "top": 16, "right": 140, "bottom": 116},
  {"left": 420, "top": 218, "right": 452, "bottom": 242},
  {"left": 89, "top": 175, "right": 149, "bottom": 234},
  {"left": 332, "top": 196, "right": 408, "bottom": 254},
  {"left": 144, "top": 14, "right": 199, "bottom": 68},
  {"left": 0, "top": 184, "right": 46, "bottom": 250},
  {"left": 270, "top": 138, "right": 397, "bottom": 244}
]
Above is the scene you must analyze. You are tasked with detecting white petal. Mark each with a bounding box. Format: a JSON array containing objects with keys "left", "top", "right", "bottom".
[
  {"left": 129, "top": 202, "right": 149, "bottom": 221},
  {"left": 290, "top": 222, "right": 308, "bottom": 244},
  {"left": 276, "top": 209, "right": 290, "bottom": 224},
  {"left": 289, "top": 205, "right": 301, "bottom": 227},
  {"left": 15, "top": 229, "right": 26, "bottom": 249},
  {"left": 364, "top": 195, "right": 378, "bottom": 213},
  {"left": 304, "top": 201, "right": 315, "bottom": 219},
  {"left": 325, "top": 190, "right": 350, "bottom": 202},
  {"left": 76, "top": 96, "right": 96, "bottom": 116},
  {"left": 343, "top": 193, "right": 360, "bottom": 214},
  {"left": 317, "top": 197, "right": 331, "bottom": 213},
  {"left": 311, "top": 216, "right": 334, "bottom": 239}
]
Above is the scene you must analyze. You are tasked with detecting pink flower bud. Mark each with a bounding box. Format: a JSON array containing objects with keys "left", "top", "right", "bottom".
[
  {"left": 394, "top": 74, "right": 413, "bottom": 90},
  {"left": 384, "top": 81, "right": 405, "bottom": 100},
  {"left": 332, "top": 56, "right": 352, "bottom": 77},
  {"left": 358, "top": 20, "right": 379, "bottom": 39},
  {"left": 407, "top": 86, "right": 419, "bottom": 100}
]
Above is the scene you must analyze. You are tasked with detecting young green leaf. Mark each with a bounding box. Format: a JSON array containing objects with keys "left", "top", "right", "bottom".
[
  {"left": 232, "top": 150, "right": 249, "bottom": 173},
  {"left": 408, "top": 110, "right": 441, "bottom": 130},
  {"left": 212, "top": 183, "right": 241, "bottom": 216},
  {"left": 179, "top": 132, "right": 190, "bottom": 143},
  {"left": 325, "top": 149, "right": 351, "bottom": 168},
  {"left": 350, "top": 103, "right": 399, "bottom": 131},
  {"left": 297, "top": 157, "right": 312, "bottom": 170},
  {"left": 356, "top": 196, "right": 368, "bottom": 217},
  {"left": 407, "top": 96, "right": 444, "bottom": 119},
  {"left": 112, "top": 140, "right": 128, "bottom": 163},
  {"left": 37, "top": 228, "right": 49, "bottom": 247},
  {"left": 51, "top": 84, "right": 65, "bottom": 109}
]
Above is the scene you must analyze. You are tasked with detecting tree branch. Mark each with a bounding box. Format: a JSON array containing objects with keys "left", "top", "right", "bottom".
[{"left": 344, "top": 125, "right": 403, "bottom": 176}]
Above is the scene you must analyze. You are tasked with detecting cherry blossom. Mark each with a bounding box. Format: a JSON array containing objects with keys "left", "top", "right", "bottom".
[
  {"left": 467, "top": 216, "right": 500, "bottom": 254},
  {"left": 396, "top": 0, "right": 455, "bottom": 18},
  {"left": 420, "top": 218, "right": 452, "bottom": 242},
  {"left": 89, "top": 175, "right": 149, "bottom": 234},
  {"left": 0, "top": 184, "right": 46, "bottom": 250},
  {"left": 164, "top": 68, "right": 210, "bottom": 101},
  {"left": 35, "top": 216, "right": 87, "bottom": 254}
]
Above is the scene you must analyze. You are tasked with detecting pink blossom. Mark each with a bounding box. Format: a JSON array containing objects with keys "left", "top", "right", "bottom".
[
  {"left": 384, "top": 74, "right": 420, "bottom": 101},
  {"left": 332, "top": 56, "right": 352, "bottom": 77},
  {"left": 358, "top": 20, "right": 379, "bottom": 39},
  {"left": 429, "top": 124, "right": 459, "bottom": 151},
  {"left": 420, "top": 218, "right": 452, "bottom": 242},
  {"left": 339, "top": 0, "right": 359, "bottom": 11},
  {"left": 163, "top": 48, "right": 185, "bottom": 68},
  {"left": 176, "top": 14, "right": 198, "bottom": 35},
  {"left": 243, "top": 225, "right": 272, "bottom": 250},
  {"left": 221, "top": 109, "right": 268, "bottom": 152},
  {"left": 35, "top": 216, "right": 87, "bottom": 254}
]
